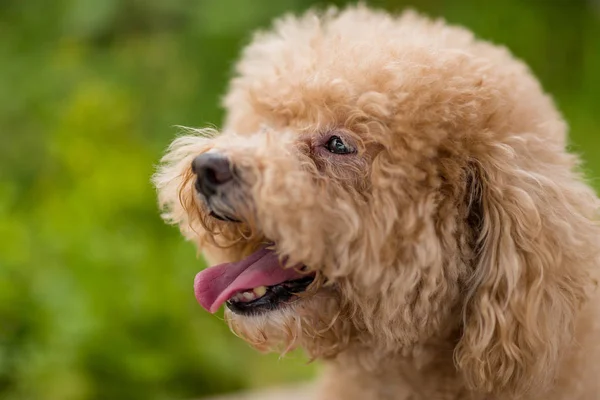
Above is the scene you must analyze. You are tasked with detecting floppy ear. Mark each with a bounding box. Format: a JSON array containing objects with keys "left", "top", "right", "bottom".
[{"left": 454, "top": 138, "right": 598, "bottom": 396}]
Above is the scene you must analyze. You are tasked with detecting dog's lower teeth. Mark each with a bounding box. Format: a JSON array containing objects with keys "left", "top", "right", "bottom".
[{"left": 231, "top": 286, "right": 269, "bottom": 303}]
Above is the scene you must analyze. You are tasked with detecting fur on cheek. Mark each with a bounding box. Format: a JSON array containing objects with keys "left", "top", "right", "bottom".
[
  {"left": 245, "top": 137, "right": 368, "bottom": 273},
  {"left": 247, "top": 141, "right": 465, "bottom": 357}
]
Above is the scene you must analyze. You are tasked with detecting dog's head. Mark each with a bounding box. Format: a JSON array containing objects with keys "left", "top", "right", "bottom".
[{"left": 154, "top": 6, "right": 598, "bottom": 396}]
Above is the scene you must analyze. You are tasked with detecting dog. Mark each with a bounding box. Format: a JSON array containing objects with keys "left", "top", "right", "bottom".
[{"left": 154, "top": 6, "right": 600, "bottom": 399}]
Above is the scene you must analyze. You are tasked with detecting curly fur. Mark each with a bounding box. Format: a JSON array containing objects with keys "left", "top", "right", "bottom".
[{"left": 154, "top": 6, "right": 600, "bottom": 399}]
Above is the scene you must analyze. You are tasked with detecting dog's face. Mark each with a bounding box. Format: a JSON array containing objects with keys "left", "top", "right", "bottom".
[
  {"left": 155, "top": 7, "right": 598, "bottom": 395},
  {"left": 157, "top": 117, "right": 457, "bottom": 358}
]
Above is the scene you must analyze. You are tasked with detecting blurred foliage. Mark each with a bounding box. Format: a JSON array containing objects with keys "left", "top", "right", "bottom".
[{"left": 0, "top": 0, "right": 598, "bottom": 399}]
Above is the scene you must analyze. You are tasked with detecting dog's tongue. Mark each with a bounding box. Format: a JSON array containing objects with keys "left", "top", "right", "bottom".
[{"left": 194, "top": 246, "right": 305, "bottom": 313}]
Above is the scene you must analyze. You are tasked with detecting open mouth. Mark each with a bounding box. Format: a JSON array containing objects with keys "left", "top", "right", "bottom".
[
  {"left": 194, "top": 245, "right": 314, "bottom": 316},
  {"left": 225, "top": 276, "right": 314, "bottom": 315}
]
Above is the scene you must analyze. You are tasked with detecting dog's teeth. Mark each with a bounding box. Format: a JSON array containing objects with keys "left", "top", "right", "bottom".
[
  {"left": 253, "top": 286, "right": 267, "bottom": 297},
  {"left": 230, "top": 287, "right": 268, "bottom": 303}
]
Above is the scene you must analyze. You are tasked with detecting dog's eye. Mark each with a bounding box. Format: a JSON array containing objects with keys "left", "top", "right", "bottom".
[{"left": 325, "top": 136, "right": 355, "bottom": 154}]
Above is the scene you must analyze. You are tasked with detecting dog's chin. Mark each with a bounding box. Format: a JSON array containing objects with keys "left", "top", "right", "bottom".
[
  {"left": 225, "top": 298, "right": 310, "bottom": 352},
  {"left": 224, "top": 287, "right": 350, "bottom": 359}
]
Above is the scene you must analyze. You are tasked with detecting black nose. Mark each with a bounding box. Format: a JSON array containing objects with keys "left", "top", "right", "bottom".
[{"left": 192, "top": 153, "right": 234, "bottom": 197}]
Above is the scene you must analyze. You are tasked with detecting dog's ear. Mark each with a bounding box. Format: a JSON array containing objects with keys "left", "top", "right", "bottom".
[{"left": 454, "top": 140, "right": 598, "bottom": 396}]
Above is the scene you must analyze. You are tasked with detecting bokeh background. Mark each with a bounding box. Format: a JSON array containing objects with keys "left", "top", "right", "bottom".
[{"left": 0, "top": 0, "right": 598, "bottom": 399}]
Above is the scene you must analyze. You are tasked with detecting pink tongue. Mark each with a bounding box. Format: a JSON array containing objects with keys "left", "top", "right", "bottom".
[{"left": 194, "top": 246, "right": 306, "bottom": 313}]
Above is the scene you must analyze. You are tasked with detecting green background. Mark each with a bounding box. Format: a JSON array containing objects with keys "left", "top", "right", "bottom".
[{"left": 1, "top": 0, "right": 598, "bottom": 399}]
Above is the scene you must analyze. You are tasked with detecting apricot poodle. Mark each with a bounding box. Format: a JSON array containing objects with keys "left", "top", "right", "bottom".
[{"left": 154, "top": 6, "right": 600, "bottom": 399}]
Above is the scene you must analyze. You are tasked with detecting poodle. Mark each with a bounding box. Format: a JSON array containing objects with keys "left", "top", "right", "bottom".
[{"left": 154, "top": 6, "right": 600, "bottom": 400}]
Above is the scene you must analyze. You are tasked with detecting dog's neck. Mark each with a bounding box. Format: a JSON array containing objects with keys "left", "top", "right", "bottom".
[{"left": 318, "top": 333, "right": 487, "bottom": 400}]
